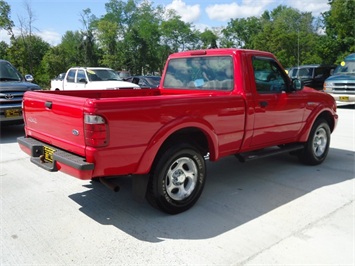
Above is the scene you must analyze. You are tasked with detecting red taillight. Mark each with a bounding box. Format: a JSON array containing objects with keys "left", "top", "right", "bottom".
[{"left": 84, "top": 114, "right": 108, "bottom": 147}]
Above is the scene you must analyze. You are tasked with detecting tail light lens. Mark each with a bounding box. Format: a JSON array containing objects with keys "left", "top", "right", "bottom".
[{"left": 84, "top": 114, "right": 108, "bottom": 147}]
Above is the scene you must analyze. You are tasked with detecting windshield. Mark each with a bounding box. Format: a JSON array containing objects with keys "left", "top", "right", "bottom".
[
  {"left": 333, "top": 61, "right": 355, "bottom": 75},
  {"left": 87, "top": 68, "right": 123, "bottom": 81},
  {"left": 0, "top": 61, "right": 23, "bottom": 81}
]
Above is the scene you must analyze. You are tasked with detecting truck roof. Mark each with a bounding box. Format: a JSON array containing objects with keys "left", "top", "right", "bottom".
[
  {"left": 69, "top": 67, "right": 114, "bottom": 70},
  {"left": 345, "top": 53, "right": 355, "bottom": 61},
  {"left": 168, "top": 48, "right": 275, "bottom": 58}
]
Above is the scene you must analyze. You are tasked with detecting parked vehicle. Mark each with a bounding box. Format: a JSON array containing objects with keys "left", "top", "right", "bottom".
[
  {"left": 50, "top": 67, "right": 140, "bottom": 90},
  {"left": 127, "top": 75, "right": 161, "bottom": 89},
  {"left": 18, "top": 48, "right": 338, "bottom": 214},
  {"left": 323, "top": 53, "right": 355, "bottom": 105},
  {"left": 0, "top": 59, "right": 41, "bottom": 126},
  {"left": 50, "top": 73, "right": 66, "bottom": 91},
  {"left": 288, "top": 64, "right": 336, "bottom": 90}
]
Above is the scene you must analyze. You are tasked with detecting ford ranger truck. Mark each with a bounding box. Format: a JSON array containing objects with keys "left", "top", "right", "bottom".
[
  {"left": 18, "top": 48, "right": 338, "bottom": 214},
  {"left": 323, "top": 53, "right": 355, "bottom": 105}
]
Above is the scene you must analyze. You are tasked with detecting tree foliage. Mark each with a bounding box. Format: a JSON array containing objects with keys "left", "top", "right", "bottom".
[
  {"left": 322, "top": 0, "right": 355, "bottom": 62},
  {"left": 1, "top": 0, "right": 354, "bottom": 89},
  {"left": 0, "top": 0, "right": 14, "bottom": 37},
  {"left": 7, "top": 35, "right": 50, "bottom": 83}
]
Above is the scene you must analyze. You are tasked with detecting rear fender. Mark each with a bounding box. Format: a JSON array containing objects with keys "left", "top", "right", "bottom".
[{"left": 135, "top": 117, "right": 219, "bottom": 174}]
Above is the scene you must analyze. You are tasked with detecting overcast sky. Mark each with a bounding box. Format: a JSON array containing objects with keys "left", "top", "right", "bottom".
[{"left": 1, "top": 0, "right": 330, "bottom": 46}]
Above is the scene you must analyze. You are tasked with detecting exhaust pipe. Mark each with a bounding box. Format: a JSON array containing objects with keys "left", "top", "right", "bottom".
[{"left": 99, "top": 177, "right": 120, "bottom": 192}]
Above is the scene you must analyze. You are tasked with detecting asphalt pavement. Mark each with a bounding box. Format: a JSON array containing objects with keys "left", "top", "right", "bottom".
[{"left": 1, "top": 105, "right": 354, "bottom": 265}]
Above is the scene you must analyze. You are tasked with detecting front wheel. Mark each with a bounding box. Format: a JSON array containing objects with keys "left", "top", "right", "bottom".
[
  {"left": 146, "top": 144, "right": 206, "bottom": 214},
  {"left": 298, "top": 119, "right": 331, "bottom": 165}
]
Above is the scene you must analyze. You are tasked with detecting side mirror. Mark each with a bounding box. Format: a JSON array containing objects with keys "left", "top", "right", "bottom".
[
  {"left": 78, "top": 78, "right": 87, "bottom": 83},
  {"left": 25, "top": 74, "right": 34, "bottom": 82},
  {"left": 330, "top": 69, "right": 334, "bottom": 76},
  {"left": 292, "top": 78, "right": 303, "bottom": 91}
]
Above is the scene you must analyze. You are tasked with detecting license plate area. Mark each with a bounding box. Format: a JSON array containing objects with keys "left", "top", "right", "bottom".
[
  {"left": 5, "top": 108, "right": 22, "bottom": 118},
  {"left": 339, "top": 96, "right": 349, "bottom": 102},
  {"left": 43, "top": 146, "right": 56, "bottom": 162}
]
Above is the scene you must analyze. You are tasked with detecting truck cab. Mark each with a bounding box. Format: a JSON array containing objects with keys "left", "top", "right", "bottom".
[{"left": 323, "top": 53, "right": 355, "bottom": 105}]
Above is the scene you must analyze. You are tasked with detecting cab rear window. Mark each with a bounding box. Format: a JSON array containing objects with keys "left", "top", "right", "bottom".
[{"left": 163, "top": 56, "right": 234, "bottom": 91}]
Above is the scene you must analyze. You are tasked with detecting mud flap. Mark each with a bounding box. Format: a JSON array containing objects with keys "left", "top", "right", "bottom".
[{"left": 132, "top": 175, "right": 149, "bottom": 202}]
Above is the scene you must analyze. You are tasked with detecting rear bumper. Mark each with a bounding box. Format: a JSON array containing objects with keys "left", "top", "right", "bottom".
[{"left": 17, "top": 136, "right": 94, "bottom": 180}]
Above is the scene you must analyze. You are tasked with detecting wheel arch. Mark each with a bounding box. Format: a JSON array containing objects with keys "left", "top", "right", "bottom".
[
  {"left": 299, "top": 108, "right": 337, "bottom": 142},
  {"left": 135, "top": 123, "right": 218, "bottom": 175}
]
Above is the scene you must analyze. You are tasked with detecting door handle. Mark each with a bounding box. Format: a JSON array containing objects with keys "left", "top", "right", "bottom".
[{"left": 259, "top": 101, "right": 268, "bottom": 107}]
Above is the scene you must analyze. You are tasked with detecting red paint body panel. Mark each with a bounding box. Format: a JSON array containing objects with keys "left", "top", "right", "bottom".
[{"left": 19, "top": 49, "right": 338, "bottom": 180}]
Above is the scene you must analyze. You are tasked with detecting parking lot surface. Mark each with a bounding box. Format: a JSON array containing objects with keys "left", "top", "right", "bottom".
[{"left": 1, "top": 106, "right": 354, "bottom": 265}]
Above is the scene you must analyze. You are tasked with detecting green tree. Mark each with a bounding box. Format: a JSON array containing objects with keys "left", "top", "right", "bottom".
[
  {"left": 79, "top": 8, "right": 99, "bottom": 66},
  {"left": 59, "top": 31, "right": 84, "bottom": 67},
  {"left": 39, "top": 31, "right": 83, "bottom": 88},
  {"left": 96, "top": 19, "right": 120, "bottom": 68},
  {"left": 123, "top": 0, "right": 162, "bottom": 74},
  {"left": 0, "top": 0, "right": 14, "bottom": 38},
  {"left": 322, "top": 0, "right": 355, "bottom": 62},
  {"left": 221, "top": 16, "right": 262, "bottom": 48},
  {"left": 200, "top": 29, "right": 218, "bottom": 49},
  {"left": 95, "top": 0, "right": 165, "bottom": 74},
  {"left": 221, "top": 5, "right": 326, "bottom": 67},
  {"left": 40, "top": 46, "right": 68, "bottom": 88},
  {"left": 0, "top": 41, "right": 9, "bottom": 59},
  {"left": 7, "top": 35, "right": 50, "bottom": 87},
  {"left": 160, "top": 11, "right": 197, "bottom": 52},
  {"left": 96, "top": 0, "right": 139, "bottom": 70},
  {"left": 254, "top": 6, "right": 321, "bottom": 67}
]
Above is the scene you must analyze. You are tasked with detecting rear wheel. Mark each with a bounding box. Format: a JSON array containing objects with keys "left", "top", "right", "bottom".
[
  {"left": 146, "top": 143, "right": 206, "bottom": 214},
  {"left": 298, "top": 119, "right": 330, "bottom": 165}
]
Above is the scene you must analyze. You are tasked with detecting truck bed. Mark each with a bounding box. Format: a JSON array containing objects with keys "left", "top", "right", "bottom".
[{"left": 21, "top": 89, "right": 246, "bottom": 178}]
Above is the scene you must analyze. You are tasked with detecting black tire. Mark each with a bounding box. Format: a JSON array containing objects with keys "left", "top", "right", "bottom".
[
  {"left": 146, "top": 143, "right": 206, "bottom": 214},
  {"left": 298, "top": 119, "right": 331, "bottom": 165}
]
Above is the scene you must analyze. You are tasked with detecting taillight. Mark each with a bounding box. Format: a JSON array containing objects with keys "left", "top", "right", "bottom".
[{"left": 84, "top": 114, "right": 108, "bottom": 147}]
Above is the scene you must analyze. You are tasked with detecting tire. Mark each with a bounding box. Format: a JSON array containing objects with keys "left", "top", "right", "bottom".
[
  {"left": 146, "top": 143, "right": 206, "bottom": 214},
  {"left": 298, "top": 119, "right": 331, "bottom": 165}
]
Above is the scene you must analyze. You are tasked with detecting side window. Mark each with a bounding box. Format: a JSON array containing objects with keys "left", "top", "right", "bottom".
[
  {"left": 314, "top": 67, "right": 327, "bottom": 78},
  {"left": 76, "top": 70, "right": 86, "bottom": 83},
  {"left": 290, "top": 68, "right": 298, "bottom": 78},
  {"left": 299, "top": 68, "right": 312, "bottom": 78},
  {"left": 138, "top": 79, "right": 147, "bottom": 86},
  {"left": 66, "top": 69, "right": 76, "bottom": 83},
  {"left": 252, "top": 57, "right": 287, "bottom": 93}
]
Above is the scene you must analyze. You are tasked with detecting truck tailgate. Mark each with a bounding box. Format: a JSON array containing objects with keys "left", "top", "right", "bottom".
[{"left": 23, "top": 91, "right": 88, "bottom": 156}]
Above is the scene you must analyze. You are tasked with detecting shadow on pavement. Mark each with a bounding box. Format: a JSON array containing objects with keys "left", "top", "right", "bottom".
[
  {"left": 337, "top": 104, "right": 355, "bottom": 110},
  {"left": 68, "top": 147, "right": 354, "bottom": 243},
  {"left": 0, "top": 124, "right": 25, "bottom": 144}
]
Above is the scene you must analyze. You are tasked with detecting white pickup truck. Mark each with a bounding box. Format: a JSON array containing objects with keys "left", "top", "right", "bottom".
[{"left": 50, "top": 67, "right": 139, "bottom": 90}]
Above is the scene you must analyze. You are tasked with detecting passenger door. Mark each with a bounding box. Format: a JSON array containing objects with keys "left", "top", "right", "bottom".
[
  {"left": 63, "top": 69, "right": 77, "bottom": 90},
  {"left": 250, "top": 56, "right": 306, "bottom": 147},
  {"left": 75, "top": 69, "right": 87, "bottom": 90}
]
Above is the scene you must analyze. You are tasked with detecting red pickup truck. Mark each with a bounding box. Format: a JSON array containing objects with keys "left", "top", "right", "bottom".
[{"left": 18, "top": 48, "right": 338, "bottom": 214}]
